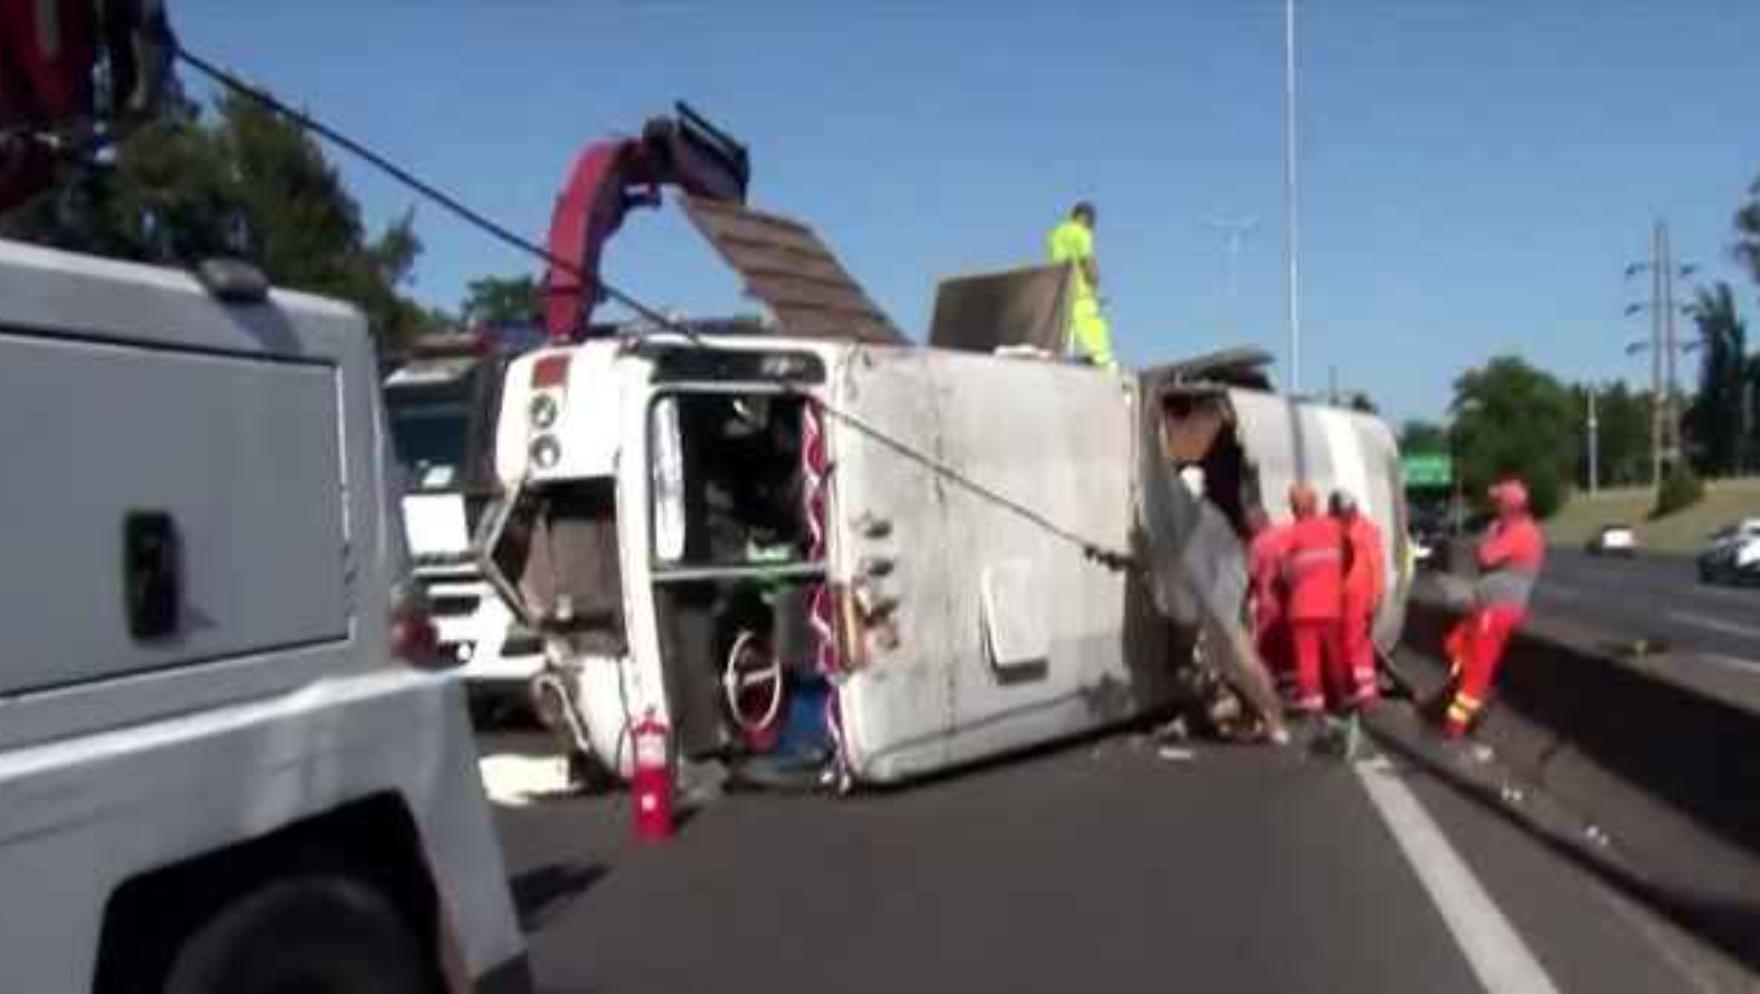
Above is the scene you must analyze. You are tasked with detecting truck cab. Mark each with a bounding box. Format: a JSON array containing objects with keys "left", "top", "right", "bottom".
[
  {"left": 0, "top": 241, "right": 526, "bottom": 992},
  {"left": 384, "top": 328, "right": 546, "bottom": 722}
]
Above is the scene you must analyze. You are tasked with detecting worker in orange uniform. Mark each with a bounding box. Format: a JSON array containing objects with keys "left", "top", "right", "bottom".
[
  {"left": 1332, "top": 490, "right": 1385, "bottom": 707},
  {"left": 1245, "top": 507, "right": 1293, "bottom": 701},
  {"left": 1282, "top": 484, "right": 1346, "bottom": 715},
  {"left": 1441, "top": 478, "right": 1545, "bottom": 737}
]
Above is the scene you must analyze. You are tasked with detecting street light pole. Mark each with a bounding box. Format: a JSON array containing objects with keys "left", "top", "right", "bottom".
[{"left": 1283, "top": 0, "right": 1302, "bottom": 394}]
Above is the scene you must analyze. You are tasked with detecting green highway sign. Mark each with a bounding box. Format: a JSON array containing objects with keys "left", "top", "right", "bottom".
[{"left": 1402, "top": 452, "right": 1452, "bottom": 488}]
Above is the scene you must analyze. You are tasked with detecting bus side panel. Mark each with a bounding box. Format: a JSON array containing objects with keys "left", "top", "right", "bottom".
[
  {"left": 833, "top": 350, "right": 1147, "bottom": 782},
  {"left": 828, "top": 348, "right": 957, "bottom": 781},
  {"left": 932, "top": 354, "right": 1142, "bottom": 770}
]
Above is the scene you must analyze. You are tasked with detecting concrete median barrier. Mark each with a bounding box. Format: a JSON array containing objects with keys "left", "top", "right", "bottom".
[{"left": 1393, "top": 588, "right": 1760, "bottom": 968}]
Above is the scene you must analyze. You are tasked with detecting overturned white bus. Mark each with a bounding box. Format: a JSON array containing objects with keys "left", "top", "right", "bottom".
[
  {"left": 477, "top": 330, "right": 1409, "bottom": 789},
  {"left": 476, "top": 197, "right": 1409, "bottom": 789}
]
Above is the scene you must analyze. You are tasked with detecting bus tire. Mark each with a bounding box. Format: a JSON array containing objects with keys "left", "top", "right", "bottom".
[{"left": 164, "top": 874, "right": 432, "bottom": 994}]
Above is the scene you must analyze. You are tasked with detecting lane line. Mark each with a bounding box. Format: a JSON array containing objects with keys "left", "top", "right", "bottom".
[
  {"left": 1666, "top": 610, "right": 1760, "bottom": 641},
  {"left": 1355, "top": 758, "right": 1561, "bottom": 994},
  {"left": 1683, "top": 582, "right": 1760, "bottom": 606},
  {"left": 1697, "top": 652, "right": 1760, "bottom": 673}
]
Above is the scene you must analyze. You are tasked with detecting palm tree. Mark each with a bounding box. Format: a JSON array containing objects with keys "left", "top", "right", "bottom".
[{"left": 1684, "top": 283, "right": 1748, "bottom": 476}]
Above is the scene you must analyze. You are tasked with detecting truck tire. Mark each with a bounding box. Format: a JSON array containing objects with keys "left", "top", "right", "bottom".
[{"left": 164, "top": 875, "right": 433, "bottom": 994}]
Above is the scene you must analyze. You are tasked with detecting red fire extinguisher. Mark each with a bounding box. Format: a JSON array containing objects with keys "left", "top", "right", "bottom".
[{"left": 630, "top": 708, "right": 674, "bottom": 841}]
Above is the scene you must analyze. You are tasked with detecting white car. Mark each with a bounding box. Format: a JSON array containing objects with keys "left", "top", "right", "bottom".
[
  {"left": 0, "top": 241, "right": 527, "bottom": 992},
  {"left": 1698, "top": 521, "right": 1760, "bottom": 585},
  {"left": 1586, "top": 524, "right": 1638, "bottom": 557}
]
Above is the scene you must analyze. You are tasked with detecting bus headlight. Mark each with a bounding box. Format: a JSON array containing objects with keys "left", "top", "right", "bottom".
[{"left": 530, "top": 434, "right": 562, "bottom": 469}]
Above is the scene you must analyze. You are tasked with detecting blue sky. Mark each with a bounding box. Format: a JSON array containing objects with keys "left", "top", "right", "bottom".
[{"left": 177, "top": 1, "right": 1760, "bottom": 422}]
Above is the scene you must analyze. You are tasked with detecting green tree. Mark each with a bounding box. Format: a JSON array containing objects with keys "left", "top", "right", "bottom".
[
  {"left": 1600, "top": 383, "right": 1653, "bottom": 487},
  {"left": 1684, "top": 282, "right": 1748, "bottom": 476},
  {"left": 0, "top": 89, "right": 440, "bottom": 352},
  {"left": 1748, "top": 356, "right": 1760, "bottom": 474},
  {"left": 1738, "top": 172, "right": 1760, "bottom": 285},
  {"left": 1449, "top": 356, "right": 1575, "bottom": 517},
  {"left": 1564, "top": 382, "right": 1652, "bottom": 488},
  {"left": 460, "top": 273, "right": 541, "bottom": 326}
]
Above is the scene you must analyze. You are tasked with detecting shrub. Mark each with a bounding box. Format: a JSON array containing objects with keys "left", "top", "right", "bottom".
[{"left": 1651, "top": 463, "right": 1705, "bottom": 518}]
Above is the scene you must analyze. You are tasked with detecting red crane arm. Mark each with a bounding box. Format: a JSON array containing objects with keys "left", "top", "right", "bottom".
[{"left": 542, "top": 103, "right": 749, "bottom": 342}]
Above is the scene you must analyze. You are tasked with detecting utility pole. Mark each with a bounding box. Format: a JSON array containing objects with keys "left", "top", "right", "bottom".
[
  {"left": 1586, "top": 386, "right": 1600, "bottom": 494},
  {"left": 1651, "top": 221, "right": 1665, "bottom": 483},
  {"left": 1623, "top": 219, "right": 1697, "bottom": 490},
  {"left": 1662, "top": 222, "right": 1681, "bottom": 470},
  {"left": 1283, "top": 0, "right": 1302, "bottom": 394},
  {"left": 1206, "top": 214, "right": 1259, "bottom": 333}
]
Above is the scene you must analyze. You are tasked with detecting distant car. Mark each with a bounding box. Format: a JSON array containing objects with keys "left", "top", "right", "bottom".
[
  {"left": 1586, "top": 524, "right": 1638, "bottom": 557},
  {"left": 1407, "top": 507, "right": 1449, "bottom": 571},
  {"left": 1697, "top": 521, "right": 1760, "bottom": 585},
  {"left": 1410, "top": 532, "right": 1435, "bottom": 568}
]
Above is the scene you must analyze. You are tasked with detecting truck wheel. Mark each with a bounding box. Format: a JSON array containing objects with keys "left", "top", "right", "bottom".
[{"left": 164, "top": 875, "right": 432, "bottom": 994}]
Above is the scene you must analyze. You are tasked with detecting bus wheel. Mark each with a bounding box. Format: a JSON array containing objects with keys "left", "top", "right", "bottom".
[{"left": 165, "top": 875, "right": 431, "bottom": 994}]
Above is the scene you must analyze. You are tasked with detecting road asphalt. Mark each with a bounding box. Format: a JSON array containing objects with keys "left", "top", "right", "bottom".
[{"left": 482, "top": 722, "right": 1743, "bottom": 993}]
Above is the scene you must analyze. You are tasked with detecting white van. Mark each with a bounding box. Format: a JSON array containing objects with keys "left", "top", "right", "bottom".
[
  {"left": 0, "top": 241, "right": 527, "bottom": 992},
  {"left": 479, "top": 333, "right": 1408, "bottom": 788}
]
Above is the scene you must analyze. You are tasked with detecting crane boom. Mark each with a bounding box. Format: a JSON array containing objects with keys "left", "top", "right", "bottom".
[{"left": 542, "top": 102, "right": 749, "bottom": 341}]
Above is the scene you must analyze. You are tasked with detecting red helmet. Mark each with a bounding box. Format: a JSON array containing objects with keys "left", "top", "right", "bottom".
[{"left": 1489, "top": 478, "right": 1529, "bottom": 514}]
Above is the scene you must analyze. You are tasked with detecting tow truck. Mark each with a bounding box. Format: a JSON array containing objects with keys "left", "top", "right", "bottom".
[{"left": 0, "top": 5, "right": 527, "bottom": 987}]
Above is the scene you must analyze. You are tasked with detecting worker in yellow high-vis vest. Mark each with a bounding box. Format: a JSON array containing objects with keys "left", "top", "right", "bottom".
[{"left": 1047, "top": 201, "right": 1117, "bottom": 371}]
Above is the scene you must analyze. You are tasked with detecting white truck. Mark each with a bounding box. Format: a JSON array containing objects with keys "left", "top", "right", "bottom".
[
  {"left": 0, "top": 241, "right": 527, "bottom": 992},
  {"left": 384, "top": 331, "right": 546, "bottom": 723}
]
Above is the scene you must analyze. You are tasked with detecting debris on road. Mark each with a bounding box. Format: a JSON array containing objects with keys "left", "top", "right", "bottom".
[{"left": 479, "top": 753, "right": 576, "bottom": 808}]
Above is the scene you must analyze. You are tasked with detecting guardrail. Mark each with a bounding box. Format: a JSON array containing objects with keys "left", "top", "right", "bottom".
[{"left": 1391, "top": 586, "right": 1760, "bottom": 969}]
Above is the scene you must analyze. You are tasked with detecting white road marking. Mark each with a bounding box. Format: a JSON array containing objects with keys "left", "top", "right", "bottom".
[
  {"left": 1697, "top": 652, "right": 1760, "bottom": 673},
  {"left": 1667, "top": 610, "right": 1760, "bottom": 641},
  {"left": 478, "top": 752, "right": 573, "bottom": 808},
  {"left": 1685, "top": 581, "right": 1760, "bottom": 606},
  {"left": 1356, "top": 758, "right": 1561, "bottom": 994}
]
